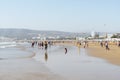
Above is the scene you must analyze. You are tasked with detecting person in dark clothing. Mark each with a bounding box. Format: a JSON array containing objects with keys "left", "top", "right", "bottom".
[
  {"left": 100, "top": 41, "right": 103, "bottom": 47},
  {"left": 31, "top": 42, "right": 35, "bottom": 47},
  {"left": 65, "top": 48, "right": 67, "bottom": 54},
  {"left": 105, "top": 41, "right": 110, "bottom": 50},
  {"left": 44, "top": 41, "right": 48, "bottom": 50}
]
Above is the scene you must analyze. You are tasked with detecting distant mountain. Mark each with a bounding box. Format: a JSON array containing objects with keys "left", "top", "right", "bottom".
[{"left": 0, "top": 28, "right": 90, "bottom": 40}]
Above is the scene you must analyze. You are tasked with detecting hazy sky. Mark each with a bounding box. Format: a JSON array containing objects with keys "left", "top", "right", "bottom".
[{"left": 0, "top": 0, "right": 120, "bottom": 32}]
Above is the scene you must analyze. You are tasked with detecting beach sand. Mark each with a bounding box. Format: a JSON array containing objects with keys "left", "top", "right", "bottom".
[
  {"left": 33, "top": 43, "right": 120, "bottom": 80},
  {"left": 54, "top": 41, "right": 120, "bottom": 66},
  {"left": 0, "top": 59, "right": 64, "bottom": 80},
  {"left": 1, "top": 42, "right": 120, "bottom": 80},
  {"left": 86, "top": 42, "right": 120, "bottom": 66}
]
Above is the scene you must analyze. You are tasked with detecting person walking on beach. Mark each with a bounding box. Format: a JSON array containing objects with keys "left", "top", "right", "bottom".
[
  {"left": 65, "top": 48, "right": 67, "bottom": 54},
  {"left": 105, "top": 41, "right": 110, "bottom": 50},
  {"left": 44, "top": 41, "right": 48, "bottom": 50},
  {"left": 31, "top": 42, "right": 35, "bottom": 48},
  {"left": 41, "top": 42, "right": 44, "bottom": 49},
  {"left": 38, "top": 42, "right": 40, "bottom": 48},
  {"left": 100, "top": 41, "right": 103, "bottom": 47},
  {"left": 83, "top": 41, "right": 86, "bottom": 48},
  {"left": 83, "top": 41, "right": 88, "bottom": 48}
]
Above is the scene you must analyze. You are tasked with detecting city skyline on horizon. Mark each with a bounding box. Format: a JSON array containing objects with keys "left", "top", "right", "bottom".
[{"left": 0, "top": 0, "right": 120, "bottom": 32}]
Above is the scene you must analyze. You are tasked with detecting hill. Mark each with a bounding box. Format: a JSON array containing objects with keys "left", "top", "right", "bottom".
[{"left": 0, "top": 28, "right": 90, "bottom": 40}]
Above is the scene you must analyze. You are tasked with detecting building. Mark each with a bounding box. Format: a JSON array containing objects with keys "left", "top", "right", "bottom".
[{"left": 91, "top": 31, "right": 99, "bottom": 38}]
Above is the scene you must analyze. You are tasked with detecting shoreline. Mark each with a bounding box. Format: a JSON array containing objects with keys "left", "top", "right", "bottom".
[
  {"left": 0, "top": 44, "right": 65, "bottom": 80},
  {"left": 0, "top": 42, "right": 120, "bottom": 80},
  {"left": 50, "top": 41, "right": 120, "bottom": 66},
  {"left": 0, "top": 59, "right": 65, "bottom": 80}
]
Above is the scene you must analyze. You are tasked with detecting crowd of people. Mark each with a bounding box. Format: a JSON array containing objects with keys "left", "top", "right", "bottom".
[
  {"left": 31, "top": 41, "right": 53, "bottom": 50},
  {"left": 31, "top": 40, "right": 69, "bottom": 54},
  {"left": 31, "top": 40, "right": 120, "bottom": 55},
  {"left": 100, "top": 41, "right": 120, "bottom": 50},
  {"left": 100, "top": 41, "right": 110, "bottom": 50},
  {"left": 77, "top": 40, "right": 120, "bottom": 51}
]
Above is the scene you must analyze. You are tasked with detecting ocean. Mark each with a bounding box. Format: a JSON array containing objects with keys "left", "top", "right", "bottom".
[
  {"left": 0, "top": 42, "right": 16, "bottom": 48},
  {"left": 0, "top": 41, "right": 33, "bottom": 59}
]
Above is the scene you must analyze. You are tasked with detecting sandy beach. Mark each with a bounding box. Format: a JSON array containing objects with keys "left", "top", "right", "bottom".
[
  {"left": 0, "top": 42, "right": 120, "bottom": 80},
  {"left": 32, "top": 42, "right": 120, "bottom": 80},
  {"left": 1, "top": 0, "right": 120, "bottom": 80},
  {"left": 86, "top": 42, "right": 120, "bottom": 66},
  {"left": 0, "top": 59, "right": 65, "bottom": 80}
]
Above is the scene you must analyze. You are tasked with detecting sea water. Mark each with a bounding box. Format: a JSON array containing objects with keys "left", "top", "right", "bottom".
[
  {"left": 0, "top": 41, "right": 16, "bottom": 48},
  {"left": 0, "top": 41, "right": 32, "bottom": 59}
]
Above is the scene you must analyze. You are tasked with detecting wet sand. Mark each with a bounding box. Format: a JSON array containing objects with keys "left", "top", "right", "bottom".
[
  {"left": 0, "top": 44, "right": 65, "bottom": 80},
  {"left": 1, "top": 42, "right": 120, "bottom": 80},
  {"left": 86, "top": 42, "right": 120, "bottom": 66},
  {"left": 33, "top": 45, "right": 120, "bottom": 80},
  {"left": 0, "top": 59, "right": 64, "bottom": 80}
]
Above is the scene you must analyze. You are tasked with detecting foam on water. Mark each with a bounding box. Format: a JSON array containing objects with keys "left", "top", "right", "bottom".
[
  {"left": 0, "top": 42, "right": 17, "bottom": 48},
  {"left": 0, "top": 42, "right": 34, "bottom": 59}
]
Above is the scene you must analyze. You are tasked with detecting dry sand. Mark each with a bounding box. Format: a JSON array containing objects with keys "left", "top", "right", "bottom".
[
  {"left": 51, "top": 41, "right": 120, "bottom": 66},
  {"left": 85, "top": 42, "right": 120, "bottom": 66}
]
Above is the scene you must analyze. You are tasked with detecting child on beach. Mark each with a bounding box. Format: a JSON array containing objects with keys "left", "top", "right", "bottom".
[{"left": 65, "top": 48, "right": 67, "bottom": 54}]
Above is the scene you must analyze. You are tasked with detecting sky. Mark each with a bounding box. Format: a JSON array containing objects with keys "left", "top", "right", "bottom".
[{"left": 0, "top": 0, "right": 120, "bottom": 32}]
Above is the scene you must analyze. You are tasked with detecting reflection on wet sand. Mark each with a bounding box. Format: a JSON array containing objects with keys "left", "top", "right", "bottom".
[
  {"left": 44, "top": 51, "right": 48, "bottom": 62},
  {"left": 33, "top": 46, "right": 120, "bottom": 80},
  {"left": 78, "top": 47, "right": 80, "bottom": 54}
]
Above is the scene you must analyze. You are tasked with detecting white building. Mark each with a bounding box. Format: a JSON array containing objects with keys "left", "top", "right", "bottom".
[
  {"left": 76, "top": 37, "right": 85, "bottom": 41},
  {"left": 91, "top": 31, "right": 99, "bottom": 38},
  {"left": 107, "top": 34, "right": 113, "bottom": 38}
]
